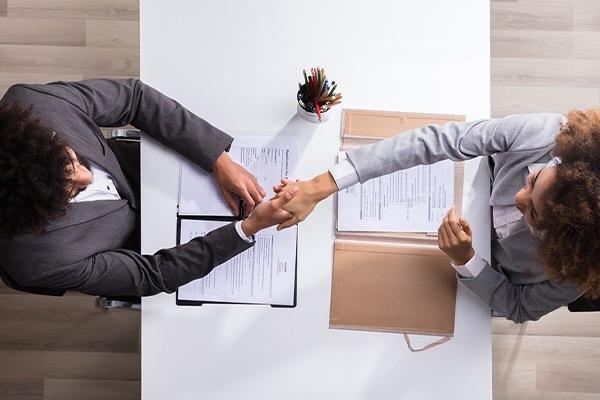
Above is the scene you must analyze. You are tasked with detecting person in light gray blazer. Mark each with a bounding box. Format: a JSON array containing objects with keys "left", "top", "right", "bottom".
[
  {"left": 0, "top": 79, "right": 297, "bottom": 297},
  {"left": 273, "top": 110, "right": 600, "bottom": 322}
]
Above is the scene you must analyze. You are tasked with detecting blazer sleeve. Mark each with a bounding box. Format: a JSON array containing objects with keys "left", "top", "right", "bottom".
[
  {"left": 459, "top": 256, "right": 582, "bottom": 323},
  {"left": 13, "top": 78, "right": 233, "bottom": 172},
  {"left": 346, "top": 113, "right": 564, "bottom": 184},
  {"left": 19, "top": 222, "right": 254, "bottom": 297}
]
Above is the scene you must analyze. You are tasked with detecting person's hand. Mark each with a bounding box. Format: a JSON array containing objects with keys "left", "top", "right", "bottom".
[
  {"left": 272, "top": 172, "right": 338, "bottom": 230},
  {"left": 212, "top": 152, "right": 266, "bottom": 216},
  {"left": 241, "top": 186, "right": 299, "bottom": 236},
  {"left": 437, "top": 206, "right": 475, "bottom": 265}
]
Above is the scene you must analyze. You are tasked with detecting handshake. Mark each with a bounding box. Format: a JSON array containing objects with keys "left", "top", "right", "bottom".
[
  {"left": 213, "top": 152, "right": 338, "bottom": 238},
  {"left": 238, "top": 172, "right": 339, "bottom": 238}
]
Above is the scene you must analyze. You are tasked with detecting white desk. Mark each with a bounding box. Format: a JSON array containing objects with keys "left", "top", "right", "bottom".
[{"left": 140, "top": 1, "right": 492, "bottom": 399}]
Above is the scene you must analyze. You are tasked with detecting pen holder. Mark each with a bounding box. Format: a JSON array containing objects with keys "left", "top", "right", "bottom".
[
  {"left": 296, "top": 102, "right": 334, "bottom": 123},
  {"left": 296, "top": 67, "right": 342, "bottom": 124}
]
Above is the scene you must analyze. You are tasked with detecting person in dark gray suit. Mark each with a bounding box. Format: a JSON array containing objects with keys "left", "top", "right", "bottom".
[
  {"left": 0, "top": 78, "right": 297, "bottom": 297},
  {"left": 273, "top": 109, "right": 600, "bottom": 322}
]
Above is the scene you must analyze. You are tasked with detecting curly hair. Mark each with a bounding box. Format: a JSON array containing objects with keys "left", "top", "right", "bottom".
[
  {"left": 0, "top": 102, "right": 72, "bottom": 240},
  {"left": 536, "top": 108, "right": 600, "bottom": 298}
]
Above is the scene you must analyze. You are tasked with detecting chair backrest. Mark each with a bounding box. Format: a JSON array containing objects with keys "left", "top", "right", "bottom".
[{"left": 568, "top": 295, "right": 600, "bottom": 312}]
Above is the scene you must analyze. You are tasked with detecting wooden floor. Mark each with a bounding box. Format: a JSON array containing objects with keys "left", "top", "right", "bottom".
[
  {"left": 1, "top": 0, "right": 600, "bottom": 399},
  {"left": 491, "top": 0, "right": 600, "bottom": 399},
  {"left": 0, "top": 1, "right": 140, "bottom": 399}
]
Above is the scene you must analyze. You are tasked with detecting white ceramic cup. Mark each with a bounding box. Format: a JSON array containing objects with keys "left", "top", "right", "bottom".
[{"left": 296, "top": 102, "right": 333, "bottom": 123}]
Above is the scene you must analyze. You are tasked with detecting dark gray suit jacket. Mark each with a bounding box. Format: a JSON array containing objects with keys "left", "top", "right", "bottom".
[{"left": 0, "top": 79, "right": 253, "bottom": 296}]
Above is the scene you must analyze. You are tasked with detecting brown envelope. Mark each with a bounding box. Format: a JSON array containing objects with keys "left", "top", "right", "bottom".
[{"left": 330, "top": 109, "right": 466, "bottom": 336}]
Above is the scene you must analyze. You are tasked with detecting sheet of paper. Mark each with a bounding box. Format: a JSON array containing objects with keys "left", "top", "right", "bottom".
[
  {"left": 337, "top": 152, "right": 454, "bottom": 233},
  {"left": 178, "top": 135, "right": 299, "bottom": 216},
  {"left": 177, "top": 219, "right": 297, "bottom": 305}
]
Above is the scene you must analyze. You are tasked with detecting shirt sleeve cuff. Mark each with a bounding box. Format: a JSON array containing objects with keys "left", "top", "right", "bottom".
[
  {"left": 329, "top": 158, "right": 360, "bottom": 190},
  {"left": 234, "top": 221, "right": 254, "bottom": 243},
  {"left": 450, "top": 253, "right": 486, "bottom": 278}
]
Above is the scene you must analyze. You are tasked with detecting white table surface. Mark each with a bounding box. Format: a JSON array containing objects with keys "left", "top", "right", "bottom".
[{"left": 140, "top": 1, "right": 492, "bottom": 399}]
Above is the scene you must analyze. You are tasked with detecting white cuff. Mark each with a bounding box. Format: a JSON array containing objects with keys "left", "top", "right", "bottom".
[
  {"left": 450, "top": 253, "right": 485, "bottom": 278},
  {"left": 234, "top": 221, "right": 254, "bottom": 243},
  {"left": 329, "top": 158, "right": 360, "bottom": 190}
]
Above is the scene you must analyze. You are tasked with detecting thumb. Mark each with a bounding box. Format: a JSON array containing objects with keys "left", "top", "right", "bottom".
[{"left": 459, "top": 217, "right": 472, "bottom": 236}]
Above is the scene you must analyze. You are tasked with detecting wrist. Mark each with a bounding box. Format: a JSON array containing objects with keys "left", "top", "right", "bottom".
[
  {"left": 241, "top": 217, "right": 259, "bottom": 237},
  {"left": 212, "top": 151, "right": 230, "bottom": 172},
  {"left": 311, "top": 172, "right": 338, "bottom": 201},
  {"left": 453, "top": 248, "right": 475, "bottom": 266}
]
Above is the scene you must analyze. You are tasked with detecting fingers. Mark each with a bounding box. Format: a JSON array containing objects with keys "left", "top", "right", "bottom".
[
  {"left": 277, "top": 215, "right": 299, "bottom": 231},
  {"left": 438, "top": 221, "right": 449, "bottom": 249},
  {"left": 459, "top": 217, "right": 472, "bottom": 236},
  {"left": 274, "top": 209, "right": 294, "bottom": 220},
  {"left": 248, "top": 184, "right": 264, "bottom": 207},
  {"left": 239, "top": 189, "right": 256, "bottom": 215},
  {"left": 447, "top": 208, "right": 464, "bottom": 237},
  {"left": 269, "top": 186, "right": 299, "bottom": 210},
  {"left": 281, "top": 178, "right": 294, "bottom": 185},
  {"left": 273, "top": 183, "right": 284, "bottom": 193},
  {"left": 442, "top": 207, "right": 472, "bottom": 245},
  {"left": 221, "top": 189, "right": 239, "bottom": 215},
  {"left": 255, "top": 181, "right": 267, "bottom": 198}
]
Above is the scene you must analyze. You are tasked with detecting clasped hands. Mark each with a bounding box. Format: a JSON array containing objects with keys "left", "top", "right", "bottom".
[{"left": 212, "top": 151, "right": 337, "bottom": 236}]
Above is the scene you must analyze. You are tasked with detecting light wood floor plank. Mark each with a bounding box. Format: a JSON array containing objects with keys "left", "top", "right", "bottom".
[
  {"left": 0, "top": 293, "right": 139, "bottom": 353},
  {"left": 493, "top": 307, "right": 600, "bottom": 337},
  {"left": 492, "top": 30, "right": 600, "bottom": 59},
  {"left": 0, "top": 71, "right": 84, "bottom": 85},
  {"left": 493, "top": 335, "right": 600, "bottom": 364},
  {"left": 574, "top": 6, "right": 600, "bottom": 31},
  {"left": 86, "top": 20, "right": 139, "bottom": 48},
  {"left": 6, "top": 0, "right": 138, "bottom": 20},
  {"left": 491, "top": 85, "right": 599, "bottom": 116},
  {"left": 0, "top": 350, "right": 140, "bottom": 381},
  {"left": 0, "top": 44, "right": 139, "bottom": 76},
  {"left": 43, "top": 379, "right": 139, "bottom": 400},
  {"left": 0, "top": 17, "right": 86, "bottom": 46},
  {"left": 492, "top": 57, "right": 600, "bottom": 88},
  {"left": 537, "top": 358, "right": 600, "bottom": 393},
  {"left": 493, "top": 361, "right": 536, "bottom": 392},
  {"left": 492, "top": 2, "right": 573, "bottom": 31},
  {"left": 495, "top": 391, "right": 600, "bottom": 400},
  {"left": 522, "top": 0, "right": 599, "bottom": 6}
]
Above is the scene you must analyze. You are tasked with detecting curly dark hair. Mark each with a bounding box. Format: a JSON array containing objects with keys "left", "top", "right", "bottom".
[
  {"left": 536, "top": 108, "right": 600, "bottom": 298},
  {"left": 0, "top": 103, "right": 72, "bottom": 240}
]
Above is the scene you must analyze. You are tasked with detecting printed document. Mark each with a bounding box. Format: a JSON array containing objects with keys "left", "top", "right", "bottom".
[
  {"left": 337, "top": 153, "right": 454, "bottom": 232},
  {"left": 177, "top": 220, "right": 297, "bottom": 305},
  {"left": 179, "top": 135, "right": 298, "bottom": 216}
]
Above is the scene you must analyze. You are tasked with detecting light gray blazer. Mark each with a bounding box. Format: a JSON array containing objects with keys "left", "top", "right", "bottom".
[
  {"left": 346, "top": 113, "right": 583, "bottom": 322},
  {"left": 0, "top": 79, "right": 253, "bottom": 296}
]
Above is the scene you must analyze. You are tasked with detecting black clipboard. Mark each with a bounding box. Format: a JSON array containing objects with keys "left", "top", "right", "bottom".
[{"left": 175, "top": 201, "right": 298, "bottom": 308}]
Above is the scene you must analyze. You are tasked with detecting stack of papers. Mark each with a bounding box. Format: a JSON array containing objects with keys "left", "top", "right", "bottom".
[{"left": 176, "top": 135, "right": 299, "bottom": 306}]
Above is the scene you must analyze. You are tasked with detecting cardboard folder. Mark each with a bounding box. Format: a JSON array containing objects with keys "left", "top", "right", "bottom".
[{"left": 330, "top": 109, "right": 466, "bottom": 337}]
